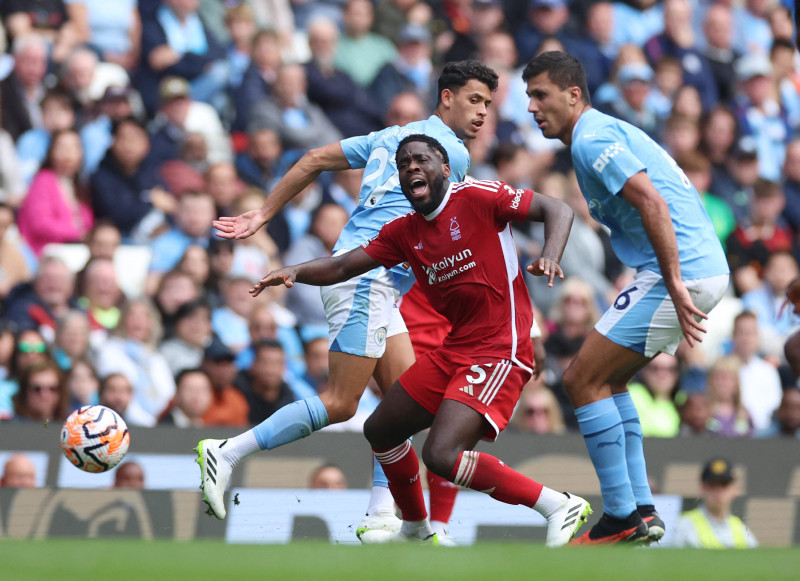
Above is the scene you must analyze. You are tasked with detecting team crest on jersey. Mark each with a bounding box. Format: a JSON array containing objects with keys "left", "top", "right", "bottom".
[
  {"left": 450, "top": 217, "right": 462, "bottom": 241},
  {"left": 374, "top": 327, "right": 387, "bottom": 346}
]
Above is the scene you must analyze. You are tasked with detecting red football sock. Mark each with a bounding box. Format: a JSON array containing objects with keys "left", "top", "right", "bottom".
[
  {"left": 427, "top": 471, "right": 458, "bottom": 523},
  {"left": 450, "top": 451, "right": 543, "bottom": 507},
  {"left": 373, "top": 441, "right": 428, "bottom": 522}
]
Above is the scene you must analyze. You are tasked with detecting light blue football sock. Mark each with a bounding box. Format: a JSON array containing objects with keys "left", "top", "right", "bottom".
[
  {"left": 252, "top": 396, "right": 329, "bottom": 450},
  {"left": 372, "top": 454, "right": 389, "bottom": 488},
  {"left": 575, "top": 397, "right": 637, "bottom": 519},
  {"left": 613, "top": 391, "right": 654, "bottom": 507}
]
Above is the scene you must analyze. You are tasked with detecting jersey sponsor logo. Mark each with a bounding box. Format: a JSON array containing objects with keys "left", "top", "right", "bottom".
[
  {"left": 459, "top": 385, "right": 474, "bottom": 396},
  {"left": 450, "top": 216, "right": 462, "bottom": 241},
  {"left": 592, "top": 142, "right": 625, "bottom": 173},
  {"left": 422, "top": 249, "right": 474, "bottom": 285}
]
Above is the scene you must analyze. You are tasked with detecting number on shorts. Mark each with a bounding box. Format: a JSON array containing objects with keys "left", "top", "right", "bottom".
[{"left": 614, "top": 286, "right": 639, "bottom": 310}]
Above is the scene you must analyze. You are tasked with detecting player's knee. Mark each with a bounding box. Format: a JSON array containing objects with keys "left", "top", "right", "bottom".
[
  {"left": 318, "top": 394, "right": 359, "bottom": 424},
  {"left": 363, "top": 413, "right": 383, "bottom": 447},
  {"left": 421, "top": 442, "right": 458, "bottom": 480}
]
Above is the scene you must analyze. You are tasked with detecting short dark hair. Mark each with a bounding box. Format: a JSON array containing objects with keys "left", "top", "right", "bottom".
[
  {"left": 255, "top": 338, "right": 284, "bottom": 354},
  {"left": 111, "top": 116, "right": 146, "bottom": 136},
  {"left": 396, "top": 134, "right": 449, "bottom": 165},
  {"left": 437, "top": 60, "right": 498, "bottom": 104},
  {"left": 175, "top": 367, "right": 212, "bottom": 387},
  {"left": 521, "top": 51, "right": 591, "bottom": 105}
]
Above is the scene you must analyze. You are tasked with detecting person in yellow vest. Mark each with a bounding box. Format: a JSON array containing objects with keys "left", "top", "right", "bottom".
[{"left": 673, "top": 456, "right": 758, "bottom": 548}]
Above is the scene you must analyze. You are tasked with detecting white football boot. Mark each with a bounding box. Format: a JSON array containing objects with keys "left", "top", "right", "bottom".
[
  {"left": 545, "top": 492, "right": 592, "bottom": 547},
  {"left": 356, "top": 510, "right": 403, "bottom": 542},
  {"left": 195, "top": 439, "right": 233, "bottom": 520}
]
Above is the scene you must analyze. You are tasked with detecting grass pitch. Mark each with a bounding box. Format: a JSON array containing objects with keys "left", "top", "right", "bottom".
[{"left": 1, "top": 539, "right": 798, "bottom": 581}]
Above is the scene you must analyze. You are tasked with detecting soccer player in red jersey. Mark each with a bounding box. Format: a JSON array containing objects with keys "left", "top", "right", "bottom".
[{"left": 251, "top": 134, "right": 591, "bottom": 546}]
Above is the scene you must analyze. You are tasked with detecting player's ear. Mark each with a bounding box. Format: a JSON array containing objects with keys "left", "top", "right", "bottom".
[
  {"left": 442, "top": 163, "right": 451, "bottom": 179},
  {"left": 569, "top": 86, "right": 582, "bottom": 106},
  {"left": 441, "top": 88, "right": 453, "bottom": 107}
]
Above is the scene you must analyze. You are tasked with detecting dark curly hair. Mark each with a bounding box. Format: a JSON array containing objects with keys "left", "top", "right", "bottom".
[
  {"left": 396, "top": 134, "right": 449, "bottom": 166},
  {"left": 436, "top": 60, "right": 499, "bottom": 104}
]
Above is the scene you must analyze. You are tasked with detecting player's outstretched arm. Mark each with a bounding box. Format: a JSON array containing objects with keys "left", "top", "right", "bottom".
[
  {"left": 525, "top": 192, "right": 574, "bottom": 287},
  {"left": 250, "top": 247, "right": 381, "bottom": 297},
  {"left": 213, "top": 142, "right": 352, "bottom": 240},
  {"left": 621, "top": 171, "right": 708, "bottom": 346}
]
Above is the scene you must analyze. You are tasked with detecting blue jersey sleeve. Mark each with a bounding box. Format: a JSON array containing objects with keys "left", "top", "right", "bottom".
[
  {"left": 340, "top": 133, "right": 374, "bottom": 169},
  {"left": 573, "top": 131, "right": 646, "bottom": 196}
]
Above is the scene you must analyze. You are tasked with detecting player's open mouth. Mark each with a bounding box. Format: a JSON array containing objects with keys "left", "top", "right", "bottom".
[
  {"left": 472, "top": 120, "right": 483, "bottom": 130},
  {"left": 410, "top": 178, "right": 428, "bottom": 197}
]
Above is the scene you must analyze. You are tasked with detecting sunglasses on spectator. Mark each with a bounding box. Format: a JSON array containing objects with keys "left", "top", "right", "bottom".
[
  {"left": 30, "top": 383, "right": 59, "bottom": 393},
  {"left": 18, "top": 341, "right": 47, "bottom": 353},
  {"left": 524, "top": 407, "right": 549, "bottom": 416}
]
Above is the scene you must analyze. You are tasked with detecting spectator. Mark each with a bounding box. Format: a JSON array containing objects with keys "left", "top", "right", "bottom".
[
  {"left": 727, "top": 180, "right": 795, "bottom": 293},
  {"left": 83, "top": 220, "right": 122, "bottom": 262},
  {"left": 153, "top": 270, "right": 200, "bottom": 337},
  {"left": 734, "top": 53, "right": 791, "bottom": 182},
  {"left": 0, "top": 124, "right": 25, "bottom": 208},
  {"left": 757, "top": 387, "right": 800, "bottom": 438},
  {"left": 223, "top": 3, "right": 257, "bottom": 94},
  {"left": 300, "top": 335, "right": 330, "bottom": 394},
  {"left": 12, "top": 360, "right": 69, "bottom": 423},
  {"left": 511, "top": 383, "right": 566, "bottom": 435},
  {"left": 283, "top": 203, "right": 349, "bottom": 333},
  {"left": 677, "top": 392, "right": 714, "bottom": 436},
  {"left": 113, "top": 461, "right": 145, "bottom": 489},
  {"left": 17, "top": 129, "right": 94, "bottom": 257},
  {"left": 771, "top": 38, "right": 800, "bottom": 129},
  {"left": 335, "top": 0, "right": 397, "bottom": 87},
  {"left": 90, "top": 117, "right": 174, "bottom": 242},
  {"left": 16, "top": 88, "right": 77, "bottom": 188},
  {"left": 384, "top": 90, "right": 426, "bottom": 128},
  {"left": 148, "top": 190, "right": 216, "bottom": 279},
  {"left": 439, "top": 0, "right": 507, "bottom": 64},
  {"left": 327, "top": 168, "right": 362, "bottom": 216},
  {"left": 597, "top": 62, "right": 659, "bottom": 139},
  {"left": 95, "top": 299, "right": 175, "bottom": 418},
  {"left": 98, "top": 371, "right": 156, "bottom": 427},
  {"left": 200, "top": 338, "right": 249, "bottom": 427},
  {"left": 672, "top": 457, "right": 758, "bottom": 548},
  {"left": 661, "top": 113, "right": 702, "bottom": 159},
  {"left": 729, "top": 311, "right": 783, "bottom": 432},
  {"left": 676, "top": 151, "right": 736, "bottom": 246},
  {"left": 781, "top": 139, "right": 800, "bottom": 233},
  {"left": 0, "top": 322, "right": 17, "bottom": 418},
  {"left": 2, "top": 0, "right": 86, "bottom": 63},
  {"left": 0, "top": 35, "right": 48, "bottom": 141},
  {"left": 372, "top": 0, "right": 432, "bottom": 43},
  {"left": 741, "top": 251, "right": 799, "bottom": 359},
  {"left": 709, "top": 135, "right": 760, "bottom": 225},
  {"left": 304, "top": 17, "right": 385, "bottom": 138},
  {"left": 79, "top": 85, "right": 139, "bottom": 177},
  {"left": 60, "top": 47, "right": 130, "bottom": 121},
  {"left": 205, "top": 161, "right": 243, "bottom": 216},
  {"left": 9, "top": 329, "right": 52, "bottom": 384},
  {"left": 138, "top": 0, "right": 226, "bottom": 115},
  {"left": 700, "top": 105, "right": 739, "bottom": 179},
  {"left": 309, "top": 463, "right": 348, "bottom": 489},
  {"left": 176, "top": 244, "right": 211, "bottom": 291},
  {"left": 52, "top": 310, "right": 93, "bottom": 370},
  {"left": 234, "top": 338, "right": 296, "bottom": 425},
  {"left": 79, "top": 0, "right": 141, "bottom": 71},
  {"left": 212, "top": 275, "right": 260, "bottom": 354},
  {"left": 235, "top": 127, "right": 285, "bottom": 192},
  {"left": 77, "top": 258, "right": 123, "bottom": 333},
  {"left": 0, "top": 204, "right": 31, "bottom": 299},
  {"left": 702, "top": 2, "right": 741, "bottom": 104},
  {"left": 65, "top": 358, "right": 99, "bottom": 411},
  {"left": 159, "top": 368, "right": 213, "bottom": 427},
  {"left": 733, "top": 0, "right": 774, "bottom": 56},
  {"left": 149, "top": 76, "right": 232, "bottom": 168},
  {"left": 248, "top": 63, "right": 342, "bottom": 151},
  {"left": 643, "top": 0, "right": 718, "bottom": 111},
  {"left": 0, "top": 453, "right": 36, "bottom": 487},
  {"left": 233, "top": 29, "right": 282, "bottom": 132},
  {"left": 705, "top": 355, "right": 754, "bottom": 437},
  {"left": 4, "top": 256, "right": 77, "bottom": 338},
  {"left": 628, "top": 353, "right": 681, "bottom": 438},
  {"left": 370, "top": 23, "right": 436, "bottom": 113},
  {"left": 160, "top": 299, "right": 213, "bottom": 376}
]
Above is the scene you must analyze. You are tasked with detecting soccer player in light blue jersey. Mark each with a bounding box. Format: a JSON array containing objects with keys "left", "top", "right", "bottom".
[
  {"left": 522, "top": 52, "right": 730, "bottom": 545},
  {"left": 196, "top": 61, "right": 498, "bottom": 542}
]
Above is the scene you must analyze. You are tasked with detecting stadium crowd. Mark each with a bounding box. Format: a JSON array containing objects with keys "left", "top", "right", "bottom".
[{"left": 0, "top": 0, "right": 799, "bottom": 443}]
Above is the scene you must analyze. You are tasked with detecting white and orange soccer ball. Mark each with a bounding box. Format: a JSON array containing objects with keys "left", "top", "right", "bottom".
[{"left": 60, "top": 405, "right": 130, "bottom": 473}]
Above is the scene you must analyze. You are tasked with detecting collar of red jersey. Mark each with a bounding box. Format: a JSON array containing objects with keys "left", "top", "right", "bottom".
[{"left": 423, "top": 182, "right": 455, "bottom": 221}]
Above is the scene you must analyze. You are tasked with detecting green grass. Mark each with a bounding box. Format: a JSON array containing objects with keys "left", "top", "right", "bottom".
[{"left": 1, "top": 540, "right": 799, "bottom": 581}]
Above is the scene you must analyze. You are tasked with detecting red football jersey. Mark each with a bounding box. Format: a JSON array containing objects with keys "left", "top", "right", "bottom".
[{"left": 363, "top": 180, "right": 535, "bottom": 369}]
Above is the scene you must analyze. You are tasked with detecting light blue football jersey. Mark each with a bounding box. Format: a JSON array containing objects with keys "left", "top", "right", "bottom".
[
  {"left": 338, "top": 115, "right": 470, "bottom": 293},
  {"left": 571, "top": 109, "right": 729, "bottom": 280}
]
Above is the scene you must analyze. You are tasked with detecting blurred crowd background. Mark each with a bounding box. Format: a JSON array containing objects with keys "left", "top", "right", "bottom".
[{"left": 0, "top": 0, "right": 798, "bottom": 444}]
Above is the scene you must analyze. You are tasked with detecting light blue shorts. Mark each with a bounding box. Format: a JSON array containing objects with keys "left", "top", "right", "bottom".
[
  {"left": 321, "top": 262, "right": 408, "bottom": 358},
  {"left": 596, "top": 271, "right": 730, "bottom": 357}
]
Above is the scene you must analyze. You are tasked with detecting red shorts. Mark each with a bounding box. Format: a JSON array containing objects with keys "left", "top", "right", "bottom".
[{"left": 399, "top": 348, "right": 532, "bottom": 442}]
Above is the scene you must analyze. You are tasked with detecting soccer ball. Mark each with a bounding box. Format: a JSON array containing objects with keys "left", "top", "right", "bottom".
[{"left": 61, "top": 405, "right": 130, "bottom": 473}]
